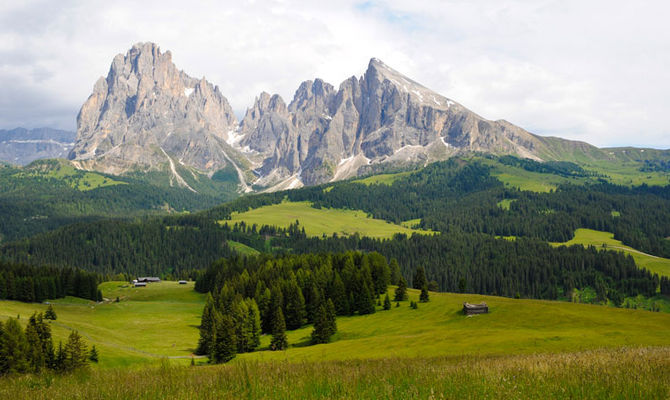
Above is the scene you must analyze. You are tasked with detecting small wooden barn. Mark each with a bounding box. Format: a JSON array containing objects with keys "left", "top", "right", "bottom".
[
  {"left": 137, "top": 277, "right": 161, "bottom": 283},
  {"left": 134, "top": 282, "right": 147, "bottom": 287},
  {"left": 178, "top": 280, "right": 188, "bottom": 284},
  {"left": 463, "top": 302, "right": 488, "bottom": 315}
]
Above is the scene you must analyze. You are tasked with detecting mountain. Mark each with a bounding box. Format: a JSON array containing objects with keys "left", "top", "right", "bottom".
[
  {"left": 71, "top": 43, "right": 661, "bottom": 192},
  {"left": 0, "top": 127, "right": 75, "bottom": 165},
  {"left": 238, "top": 58, "right": 576, "bottom": 188},
  {"left": 69, "top": 42, "right": 250, "bottom": 192}
]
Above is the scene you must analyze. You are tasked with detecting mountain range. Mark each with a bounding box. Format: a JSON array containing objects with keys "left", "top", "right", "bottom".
[
  {"left": 8, "top": 42, "right": 664, "bottom": 193},
  {"left": 0, "top": 127, "right": 75, "bottom": 166}
]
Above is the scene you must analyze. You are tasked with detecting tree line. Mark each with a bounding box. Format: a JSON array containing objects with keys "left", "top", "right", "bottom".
[
  {"left": 0, "top": 261, "right": 101, "bottom": 303},
  {"left": 195, "top": 252, "right": 395, "bottom": 363}
]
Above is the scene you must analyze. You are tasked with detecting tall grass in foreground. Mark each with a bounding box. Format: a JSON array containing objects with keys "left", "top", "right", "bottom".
[{"left": 1, "top": 347, "right": 668, "bottom": 399}]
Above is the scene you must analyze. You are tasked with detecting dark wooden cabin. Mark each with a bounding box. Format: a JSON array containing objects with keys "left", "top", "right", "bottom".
[{"left": 463, "top": 302, "right": 488, "bottom": 315}]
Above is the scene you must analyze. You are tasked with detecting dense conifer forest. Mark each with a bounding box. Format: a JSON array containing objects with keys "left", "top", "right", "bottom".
[{"left": 195, "top": 252, "right": 391, "bottom": 362}]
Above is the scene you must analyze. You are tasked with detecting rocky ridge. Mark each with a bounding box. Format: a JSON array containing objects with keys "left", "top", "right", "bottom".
[{"left": 70, "top": 43, "right": 600, "bottom": 191}]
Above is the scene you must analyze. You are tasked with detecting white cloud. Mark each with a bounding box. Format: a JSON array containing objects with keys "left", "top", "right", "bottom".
[{"left": 0, "top": 0, "right": 668, "bottom": 148}]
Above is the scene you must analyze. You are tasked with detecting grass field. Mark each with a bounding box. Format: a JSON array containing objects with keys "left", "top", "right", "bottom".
[
  {"left": 353, "top": 171, "right": 414, "bottom": 185},
  {"left": 227, "top": 240, "right": 261, "bottom": 255},
  {"left": 551, "top": 228, "right": 670, "bottom": 277},
  {"left": 1, "top": 347, "right": 667, "bottom": 399},
  {"left": 0, "top": 281, "right": 205, "bottom": 368},
  {"left": 18, "top": 160, "right": 125, "bottom": 191},
  {"left": 2, "top": 283, "right": 670, "bottom": 371},
  {"left": 225, "top": 201, "right": 432, "bottom": 238},
  {"left": 496, "top": 199, "right": 515, "bottom": 210}
]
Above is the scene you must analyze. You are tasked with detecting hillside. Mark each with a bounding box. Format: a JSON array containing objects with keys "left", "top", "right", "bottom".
[{"left": 1, "top": 283, "right": 669, "bottom": 369}]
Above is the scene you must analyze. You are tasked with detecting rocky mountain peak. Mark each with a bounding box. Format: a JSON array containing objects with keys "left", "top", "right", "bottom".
[{"left": 70, "top": 42, "right": 241, "bottom": 189}]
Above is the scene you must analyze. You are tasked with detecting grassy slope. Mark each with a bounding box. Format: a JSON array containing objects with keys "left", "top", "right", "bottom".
[
  {"left": 353, "top": 171, "right": 414, "bottom": 185},
  {"left": 2, "top": 284, "right": 670, "bottom": 370},
  {"left": 227, "top": 240, "right": 261, "bottom": 255},
  {"left": 551, "top": 228, "right": 670, "bottom": 277},
  {"left": 1, "top": 347, "right": 667, "bottom": 399},
  {"left": 16, "top": 159, "right": 125, "bottom": 191},
  {"left": 0, "top": 282, "right": 205, "bottom": 369},
  {"left": 224, "top": 201, "right": 432, "bottom": 238}
]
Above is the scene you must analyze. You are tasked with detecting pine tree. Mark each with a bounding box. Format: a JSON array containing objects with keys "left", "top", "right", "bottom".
[
  {"left": 45, "top": 304, "right": 57, "bottom": 320},
  {"left": 196, "top": 293, "right": 216, "bottom": 355},
  {"left": 0, "top": 318, "right": 30, "bottom": 374},
  {"left": 63, "top": 330, "right": 88, "bottom": 371},
  {"left": 413, "top": 266, "right": 427, "bottom": 290},
  {"left": 284, "top": 281, "right": 306, "bottom": 330},
  {"left": 383, "top": 293, "right": 391, "bottom": 310},
  {"left": 270, "top": 307, "right": 288, "bottom": 351},
  {"left": 311, "top": 304, "right": 330, "bottom": 344},
  {"left": 389, "top": 258, "right": 401, "bottom": 286},
  {"left": 245, "top": 300, "right": 262, "bottom": 352},
  {"left": 210, "top": 313, "right": 236, "bottom": 363},
  {"left": 394, "top": 276, "right": 408, "bottom": 301},
  {"left": 89, "top": 345, "right": 99, "bottom": 363},
  {"left": 420, "top": 283, "right": 430, "bottom": 303},
  {"left": 325, "top": 299, "right": 337, "bottom": 338}
]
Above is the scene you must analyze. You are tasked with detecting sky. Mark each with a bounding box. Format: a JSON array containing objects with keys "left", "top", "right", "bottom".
[{"left": 0, "top": 0, "right": 668, "bottom": 148}]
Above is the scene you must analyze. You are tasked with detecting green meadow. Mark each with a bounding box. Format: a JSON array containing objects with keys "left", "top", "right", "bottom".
[
  {"left": 225, "top": 201, "right": 432, "bottom": 238},
  {"left": 17, "top": 160, "right": 125, "bottom": 191},
  {"left": 2, "top": 283, "right": 670, "bottom": 370},
  {"left": 552, "top": 228, "right": 670, "bottom": 277}
]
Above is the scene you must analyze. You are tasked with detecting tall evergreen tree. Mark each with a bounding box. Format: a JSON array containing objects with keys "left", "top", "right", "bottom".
[
  {"left": 210, "top": 313, "right": 236, "bottom": 363},
  {"left": 284, "top": 281, "right": 306, "bottom": 330},
  {"left": 311, "top": 304, "right": 330, "bottom": 344},
  {"left": 389, "top": 258, "right": 401, "bottom": 286},
  {"left": 270, "top": 307, "right": 288, "bottom": 351},
  {"left": 394, "top": 276, "right": 408, "bottom": 301},
  {"left": 196, "top": 293, "right": 216, "bottom": 355},
  {"left": 63, "top": 330, "right": 88, "bottom": 371},
  {"left": 44, "top": 304, "right": 57, "bottom": 320},
  {"left": 0, "top": 318, "right": 30, "bottom": 374},
  {"left": 420, "top": 283, "right": 430, "bottom": 303},
  {"left": 383, "top": 293, "right": 391, "bottom": 310},
  {"left": 413, "top": 266, "right": 427, "bottom": 290},
  {"left": 325, "top": 298, "right": 337, "bottom": 339},
  {"left": 89, "top": 345, "right": 99, "bottom": 363}
]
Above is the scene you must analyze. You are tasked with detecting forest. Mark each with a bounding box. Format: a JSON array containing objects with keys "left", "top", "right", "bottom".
[
  {"left": 0, "top": 261, "right": 101, "bottom": 303},
  {"left": 195, "top": 252, "right": 395, "bottom": 363}
]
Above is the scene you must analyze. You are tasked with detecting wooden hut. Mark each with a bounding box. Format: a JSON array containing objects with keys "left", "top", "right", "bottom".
[
  {"left": 178, "top": 280, "right": 188, "bottom": 284},
  {"left": 463, "top": 302, "right": 488, "bottom": 315}
]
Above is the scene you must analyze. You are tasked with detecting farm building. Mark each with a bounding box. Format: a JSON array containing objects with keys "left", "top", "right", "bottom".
[
  {"left": 463, "top": 302, "right": 488, "bottom": 315},
  {"left": 134, "top": 282, "right": 147, "bottom": 287},
  {"left": 178, "top": 280, "right": 188, "bottom": 284},
  {"left": 137, "top": 277, "right": 161, "bottom": 283}
]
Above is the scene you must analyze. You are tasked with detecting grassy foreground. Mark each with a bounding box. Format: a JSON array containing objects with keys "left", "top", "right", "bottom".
[
  {"left": 552, "top": 228, "right": 670, "bottom": 277},
  {"left": 0, "top": 347, "right": 668, "bottom": 399},
  {"left": 225, "top": 201, "right": 431, "bottom": 238}
]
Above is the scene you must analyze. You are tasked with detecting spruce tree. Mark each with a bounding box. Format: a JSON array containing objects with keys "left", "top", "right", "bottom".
[
  {"left": 413, "top": 266, "right": 427, "bottom": 290},
  {"left": 383, "top": 293, "right": 391, "bottom": 310},
  {"left": 0, "top": 318, "right": 30, "bottom": 374},
  {"left": 420, "top": 283, "right": 430, "bottom": 303},
  {"left": 210, "top": 313, "right": 236, "bottom": 363},
  {"left": 196, "top": 293, "right": 215, "bottom": 355},
  {"left": 325, "top": 299, "right": 337, "bottom": 338},
  {"left": 89, "top": 345, "right": 99, "bottom": 363},
  {"left": 270, "top": 307, "right": 288, "bottom": 351},
  {"left": 63, "top": 330, "right": 88, "bottom": 371},
  {"left": 45, "top": 304, "right": 57, "bottom": 320},
  {"left": 389, "top": 258, "right": 401, "bottom": 286},
  {"left": 394, "top": 276, "right": 408, "bottom": 301},
  {"left": 311, "top": 304, "right": 329, "bottom": 344},
  {"left": 284, "top": 281, "right": 306, "bottom": 330}
]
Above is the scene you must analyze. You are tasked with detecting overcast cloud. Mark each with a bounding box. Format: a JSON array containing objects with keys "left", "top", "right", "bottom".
[{"left": 0, "top": 0, "right": 668, "bottom": 148}]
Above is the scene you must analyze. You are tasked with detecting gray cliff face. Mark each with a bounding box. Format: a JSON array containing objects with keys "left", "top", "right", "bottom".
[
  {"left": 238, "top": 58, "right": 548, "bottom": 187},
  {"left": 71, "top": 43, "right": 583, "bottom": 191},
  {"left": 70, "top": 42, "right": 239, "bottom": 178}
]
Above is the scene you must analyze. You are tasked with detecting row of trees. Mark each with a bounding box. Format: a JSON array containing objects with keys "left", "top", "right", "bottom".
[
  {"left": 0, "top": 261, "right": 101, "bottom": 303},
  {"left": 195, "top": 252, "right": 395, "bottom": 363},
  {"left": 0, "top": 312, "right": 95, "bottom": 375}
]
